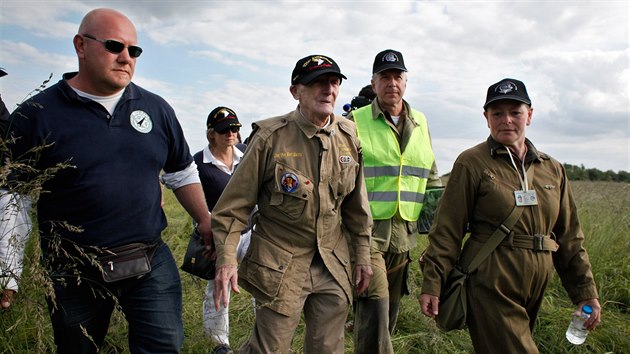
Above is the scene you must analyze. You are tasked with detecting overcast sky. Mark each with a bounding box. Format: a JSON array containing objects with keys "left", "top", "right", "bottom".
[{"left": 1, "top": 0, "right": 628, "bottom": 173}]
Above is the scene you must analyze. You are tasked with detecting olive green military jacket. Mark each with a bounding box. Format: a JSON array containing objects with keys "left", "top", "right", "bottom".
[
  {"left": 212, "top": 108, "right": 372, "bottom": 316},
  {"left": 422, "top": 137, "right": 598, "bottom": 304}
]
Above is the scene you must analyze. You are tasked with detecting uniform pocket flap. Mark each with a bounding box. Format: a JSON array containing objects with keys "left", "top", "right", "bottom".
[
  {"left": 248, "top": 236, "right": 292, "bottom": 270},
  {"left": 241, "top": 236, "right": 293, "bottom": 300}
]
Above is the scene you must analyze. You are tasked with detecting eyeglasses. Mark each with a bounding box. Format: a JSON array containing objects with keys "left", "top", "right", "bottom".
[
  {"left": 82, "top": 34, "right": 143, "bottom": 58},
  {"left": 216, "top": 126, "right": 240, "bottom": 135}
]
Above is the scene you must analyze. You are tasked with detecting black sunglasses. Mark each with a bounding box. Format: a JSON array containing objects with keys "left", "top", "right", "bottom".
[
  {"left": 83, "top": 34, "right": 143, "bottom": 58},
  {"left": 216, "top": 126, "right": 240, "bottom": 135}
]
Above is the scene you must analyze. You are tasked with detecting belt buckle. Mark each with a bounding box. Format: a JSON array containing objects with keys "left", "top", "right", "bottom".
[{"left": 533, "top": 234, "right": 544, "bottom": 252}]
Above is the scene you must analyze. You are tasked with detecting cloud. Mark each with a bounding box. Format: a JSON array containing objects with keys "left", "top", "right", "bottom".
[
  {"left": 0, "top": 40, "right": 75, "bottom": 108},
  {"left": 1, "top": 1, "right": 89, "bottom": 39},
  {"left": 0, "top": 40, "right": 74, "bottom": 71},
  {"left": 1, "top": 0, "right": 627, "bottom": 172},
  {"left": 191, "top": 50, "right": 260, "bottom": 72}
]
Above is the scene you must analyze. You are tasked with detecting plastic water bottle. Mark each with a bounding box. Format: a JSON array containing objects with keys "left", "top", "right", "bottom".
[{"left": 565, "top": 305, "right": 593, "bottom": 345}]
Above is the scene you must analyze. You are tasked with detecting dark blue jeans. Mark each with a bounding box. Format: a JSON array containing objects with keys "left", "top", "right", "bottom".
[{"left": 46, "top": 242, "right": 183, "bottom": 353}]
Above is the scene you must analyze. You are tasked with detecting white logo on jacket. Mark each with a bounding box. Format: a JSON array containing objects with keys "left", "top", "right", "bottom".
[{"left": 130, "top": 110, "right": 153, "bottom": 133}]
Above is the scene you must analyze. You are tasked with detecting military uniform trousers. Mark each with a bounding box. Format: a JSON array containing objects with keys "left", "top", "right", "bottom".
[
  {"left": 462, "top": 239, "right": 554, "bottom": 354},
  {"left": 353, "top": 250, "right": 410, "bottom": 354},
  {"left": 236, "top": 254, "right": 349, "bottom": 354}
]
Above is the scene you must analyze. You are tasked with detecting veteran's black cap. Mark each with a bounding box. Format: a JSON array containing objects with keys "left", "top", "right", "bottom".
[
  {"left": 206, "top": 106, "right": 241, "bottom": 131},
  {"left": 372, "top": 49, "right": 407, "bottom": 74},
  {"left": 483, "top": 78, "right": 531, "bottom": 109},
  {"left": 291, "top": 55, "right": 347, "bottom": 85}
]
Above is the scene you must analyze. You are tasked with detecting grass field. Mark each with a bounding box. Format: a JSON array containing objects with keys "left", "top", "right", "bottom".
[{"left": 1, "top": 180, "right": 628, "bottom": 353}]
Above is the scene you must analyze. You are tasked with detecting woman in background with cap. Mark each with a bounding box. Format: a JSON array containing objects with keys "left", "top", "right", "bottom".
[
  {"left": 194, "top": 106, "right": 250, "bottom": 354},
  {"left": 419, "top": 78, "right": 601, "bottom": 353}
]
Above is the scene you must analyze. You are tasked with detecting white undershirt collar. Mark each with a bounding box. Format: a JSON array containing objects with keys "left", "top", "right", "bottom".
[{"left": 203, "top": 145, "right": 243, "bottom": 175}]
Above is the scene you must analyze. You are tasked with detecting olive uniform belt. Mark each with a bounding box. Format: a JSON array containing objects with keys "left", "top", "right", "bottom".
[{"left": 472, "top": 233, "right": 559, "bottom": 252}]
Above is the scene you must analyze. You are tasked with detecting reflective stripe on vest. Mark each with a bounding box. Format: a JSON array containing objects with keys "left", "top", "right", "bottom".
[{"left": 354, "top": 105, "right": 434, "bottom": 221}]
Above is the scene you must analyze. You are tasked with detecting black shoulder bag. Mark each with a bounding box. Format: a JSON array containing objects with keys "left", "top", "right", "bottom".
[{"left": 181, "top": 228, "right": 216, "bottom": 280}]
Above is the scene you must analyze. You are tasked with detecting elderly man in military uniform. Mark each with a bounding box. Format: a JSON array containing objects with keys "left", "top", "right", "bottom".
[{"left": 211, "top": 54, "right": 373, "bottom": 353}]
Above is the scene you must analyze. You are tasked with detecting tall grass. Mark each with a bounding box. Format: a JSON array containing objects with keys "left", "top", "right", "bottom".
[{"left": 1, "top": 181, "right": 628, "bottom": 353}]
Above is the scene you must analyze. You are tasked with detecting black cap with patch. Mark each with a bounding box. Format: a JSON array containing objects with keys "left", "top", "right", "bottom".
[
  {"left": 291, "top": 55, "right": 347, "bottom": 85},
  {"left": 206, "top": 106, "right": 241, "bottom": 131},
  {"left": 372, "top": 49, "right": 407, "bottom": 74},
  {"left": 483, "top": 78, "right": 531, "bottom": 109}
]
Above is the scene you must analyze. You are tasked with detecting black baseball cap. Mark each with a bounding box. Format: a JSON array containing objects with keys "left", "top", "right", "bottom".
[
  {"left": 372, "top": 49, "right": 407, "bottom": 74},
  {"left": 291, "top": 55, "right": 346, "bottom": 85},
  {"left": 0, "top": 68, "right": 7, "bottom": 78},
  {"left": 206, "top": 106, "right": 241, "bottom": 131},
  {"left": 483, "top": 78, "right": 531, "bottom": 109}
]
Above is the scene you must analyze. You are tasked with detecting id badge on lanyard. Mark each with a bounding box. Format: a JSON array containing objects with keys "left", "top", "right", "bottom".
[
  {"left": 505, "top": 145, "right": 538, "bottom": 207},
  {"left": 514, "top": 190, "right": 538, "bottom": 206}
]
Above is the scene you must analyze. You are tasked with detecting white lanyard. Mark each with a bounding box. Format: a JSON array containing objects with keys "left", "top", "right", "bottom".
[{"left": 504, "top": 145, "right": 528, "bottom": 191}]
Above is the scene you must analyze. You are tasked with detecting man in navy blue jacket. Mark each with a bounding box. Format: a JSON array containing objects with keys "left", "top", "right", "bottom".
[{"left": 6, "top": 8, "right": 211, "bottom": 353}]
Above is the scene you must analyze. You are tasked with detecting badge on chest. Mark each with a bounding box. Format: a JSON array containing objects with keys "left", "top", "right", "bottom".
[
  {"left": 514, "top": 190, "right": 538, "bottom": 206},
  {"left": 281, "top": 173, "right": 299, "bottom": 193}
]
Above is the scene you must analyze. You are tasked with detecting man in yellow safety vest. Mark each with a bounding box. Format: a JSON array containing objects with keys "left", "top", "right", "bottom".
[{"left": 348, "top": 49, "right": 442, "bottom": 354}]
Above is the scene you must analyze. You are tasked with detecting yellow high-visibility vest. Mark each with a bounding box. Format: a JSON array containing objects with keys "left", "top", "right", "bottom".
[{"left": 354, "top": 105, "right": 434, "bottom": 221}]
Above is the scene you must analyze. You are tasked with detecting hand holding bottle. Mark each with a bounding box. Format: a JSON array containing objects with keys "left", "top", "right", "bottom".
[
  {"left": 565, "top": 299, "right": 601, "bottom": 345},
  {"left": 576, "top": 298, "right": 602, "bottom": 331}
]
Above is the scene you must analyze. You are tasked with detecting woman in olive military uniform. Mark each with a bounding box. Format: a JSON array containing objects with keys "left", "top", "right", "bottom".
[{"left": 419, "top": 78, "right": 601, "bottom": 353}]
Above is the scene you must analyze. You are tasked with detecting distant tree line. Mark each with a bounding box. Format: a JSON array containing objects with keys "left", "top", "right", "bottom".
[
  {"left": 563, "top": 163, "right": 630, "bottom": 182},
  {"left": 440, "top": 164, "right": 629, "bottom": 183}
]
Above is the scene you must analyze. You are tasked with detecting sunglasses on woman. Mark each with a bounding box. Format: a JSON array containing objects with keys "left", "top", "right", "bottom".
[
  {"left": 82, "top": 34, "right": 143, "bottom": 58},
  {"left": 216, "top": 127, "right": 240, "bottom": 135}
]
